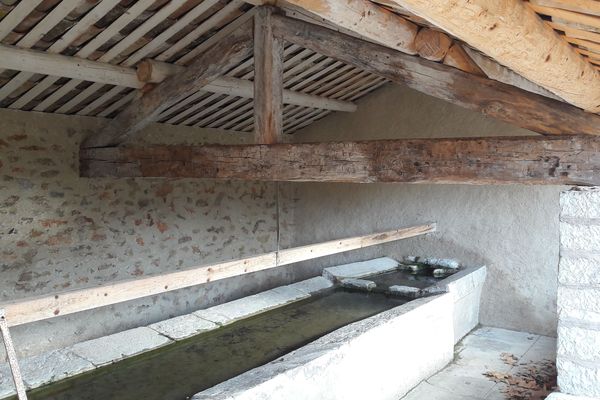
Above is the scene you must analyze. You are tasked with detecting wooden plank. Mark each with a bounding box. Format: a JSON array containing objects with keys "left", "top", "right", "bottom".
[
  {"left": 270, "top": 14, "right": 600, "bottom": 136},
  {"left": 80, "top": 136, "right": 600, "bottom": 185},
  {"left": 530, "top": 0, "right": 600, "bottom": 17},
  {"left": 81, "top": 21, "right": 254, "bottom": 148},
  {"left": 0, "top": 224, "right": 435, "bottom": 327},
  {"left": 378, "top": 0, "right": 600, "bottom": 112},
  {"left": 253, "top": 7, "right": 285, "bottom": 144}
]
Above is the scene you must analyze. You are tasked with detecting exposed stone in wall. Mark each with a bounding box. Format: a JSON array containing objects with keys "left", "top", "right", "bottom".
[
  {"left": 0, "top": 109, "right": 292, "bottom": 359},
  {"left": 557, "top": 187, "right": 600, "bottom": 397}
]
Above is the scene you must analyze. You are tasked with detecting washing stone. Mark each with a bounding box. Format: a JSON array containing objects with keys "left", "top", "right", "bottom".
[
  {"left": 285, "top": 277, "right": 333, "bottom": 295},
  {"left": 340, "top": 278, "right": 376, "bottom": 291},
  {"left": 71, "top": 327, "right": 172, "bottom": 367},
  {"left": 148, "top": 314, "right": 218, "bottom": 341},
  {"left": 322, "top": 257, "right": 399, "bottom": 281}
]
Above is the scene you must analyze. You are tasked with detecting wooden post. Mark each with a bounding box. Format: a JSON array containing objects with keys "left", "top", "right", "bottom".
[{"left": 253, "top": 6, "right": 285, "bottom": 144}]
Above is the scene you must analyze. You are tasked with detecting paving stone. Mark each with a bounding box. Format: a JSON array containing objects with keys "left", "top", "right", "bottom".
[
  {"left": 148, "top": 314, "right": 218, "bottom": 341},
  {"left": 71, "top": 327, "right": 172, "bottom": 366},
  {"left": 340, "top": 278, "right": 376, "bottom": 291},
  {"left": 322, "top": 257, "right": 398, "bottom": 281},
  {"left": 426, "top": 362, "right": 497, "bottom": 398},
  {"left": 403, "top": 381, "right": 478, "bottom": 400},
  {"left": 21, "top": 348, "right": 94, "bottom": 389},
  {"left": 285, "top": 276, "right": 333, "bottom": 295},
  {"left": 194, "top": 286, "right": 308, "bottom": 326}
]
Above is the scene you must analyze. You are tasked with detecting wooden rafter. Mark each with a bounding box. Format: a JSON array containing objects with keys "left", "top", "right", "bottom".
[
  {"left": 270, "top": 14, "right": 600, "bottom": 136},
  {"left": 81, "top": 20, "right": 255, "bottom": 148},
  {"left": 81, "top": 136, "right": 600, "bottom": 185}
]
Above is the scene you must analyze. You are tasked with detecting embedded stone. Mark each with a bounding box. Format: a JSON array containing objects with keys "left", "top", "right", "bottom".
[{"left": 389, "top": 285, "right": 422, "bottom": 299}]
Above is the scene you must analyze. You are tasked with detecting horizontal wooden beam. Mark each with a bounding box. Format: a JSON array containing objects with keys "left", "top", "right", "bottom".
[
  {"left": 0, "top": 224, "right": 435, "bottom": 327},
  {"left": 270, "top": 14, "right": 600, "bottom": 136},
  {"left": 137, "top": 59, "right": 356, "bottom": 112},
  {"left": 81, "top": 136, "right": 600, "bottom": 185}
]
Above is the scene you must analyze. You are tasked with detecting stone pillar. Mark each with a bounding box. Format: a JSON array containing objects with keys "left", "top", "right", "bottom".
[{"left": 556, "top": 188, "right": 600, "bottom": 399}]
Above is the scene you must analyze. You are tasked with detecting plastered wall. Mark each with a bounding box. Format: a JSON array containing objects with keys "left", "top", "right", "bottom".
[
  {"left": 288, "top": 83, "right": 562, "bottom": 336},
  {"left": 0, "top": 109, "right": 296, "bottom": 358}
]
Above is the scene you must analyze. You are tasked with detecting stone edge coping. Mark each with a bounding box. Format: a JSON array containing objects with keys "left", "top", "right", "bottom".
[
  {"left": 546, "top": 392, "right": 600, "bottom": 400},
  {"left": 192, "top": 293, "right": 454, "bottom": 400},
  {"left": 0, "top": 276, "right": 334, "bottom": 398}
]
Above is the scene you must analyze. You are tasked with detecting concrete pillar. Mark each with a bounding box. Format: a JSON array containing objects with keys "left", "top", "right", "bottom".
[{"left": 554, "top": 188, "right": 600, "bottom": 399}]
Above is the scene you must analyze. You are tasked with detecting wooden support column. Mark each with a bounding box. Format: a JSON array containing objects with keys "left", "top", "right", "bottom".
[
  {"left": 81, "top": 136, "right": 600, "bottom": 185},
  {"left": 253, "top": 7, "right": 285, "bottom": 144}
]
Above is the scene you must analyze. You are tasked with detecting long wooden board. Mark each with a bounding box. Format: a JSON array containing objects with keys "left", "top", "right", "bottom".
[
  {"left": 1, "top": 224, "right": 434, "bottom": 327},
  {"left": 81, "top": 136, "right": 600, "bottom": 185},
  {"left": 270, "top": 14, "right": 600, "bottom": 136}
]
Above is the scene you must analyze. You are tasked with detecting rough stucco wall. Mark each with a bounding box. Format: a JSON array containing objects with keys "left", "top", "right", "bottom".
[
  {"left": 0, "top": 109, "right": 296, "bottom": 358},
  {"left": 288, "top": 83, "right": 562, "bottom": 336}
]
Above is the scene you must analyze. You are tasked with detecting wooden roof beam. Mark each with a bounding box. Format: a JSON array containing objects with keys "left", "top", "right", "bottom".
[
  {"left": 382, "top": 0, "right": 600, "bottom": 112},
  {"left": 270, "top": 14, "right": 600, "bottom": 136},
  {"left": 81, "top": 136, "right": 600, "bottom": 185}
]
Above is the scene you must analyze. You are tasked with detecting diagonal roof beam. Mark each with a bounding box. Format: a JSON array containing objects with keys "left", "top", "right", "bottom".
[
  {"left": 82, "top": 20, "right": 254, "bottom": 148},
  {"left": 270, "top": 14, "right": 600, "bottom": 136},
  {"left": 372, "top": 0, "right": 600, "bottom": 113}
]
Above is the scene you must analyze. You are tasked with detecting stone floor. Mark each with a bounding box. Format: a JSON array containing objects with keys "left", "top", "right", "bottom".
[{"left": 401, "top": 326, "right": 557, "bottom": 400}]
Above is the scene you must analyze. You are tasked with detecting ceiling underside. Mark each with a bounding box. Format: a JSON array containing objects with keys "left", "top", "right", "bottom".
[{"left": 0, "top": 0, "right": 386, "bottom": 134}]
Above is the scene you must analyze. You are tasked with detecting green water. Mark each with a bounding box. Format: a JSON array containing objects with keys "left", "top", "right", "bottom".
[{"left": 24, "top": 289, "right": 406, "bottom": 400}]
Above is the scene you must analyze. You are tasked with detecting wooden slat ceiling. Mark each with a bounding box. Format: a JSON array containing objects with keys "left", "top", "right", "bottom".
[{"left": 0, "top": 0, "right": 386, "bottom": 134}]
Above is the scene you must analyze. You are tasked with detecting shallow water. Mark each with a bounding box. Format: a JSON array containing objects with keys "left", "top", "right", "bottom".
[{"left": 24, "top": 289, "right": 407, "bottom": 400}]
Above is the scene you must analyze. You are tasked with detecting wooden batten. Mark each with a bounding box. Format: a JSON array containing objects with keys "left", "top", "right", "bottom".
[
  {"left": 81, "top": 136, "right": 600, "bottom": 185},
  {"left": 1, "top": 224, "right": 435, "bottom": 327}
]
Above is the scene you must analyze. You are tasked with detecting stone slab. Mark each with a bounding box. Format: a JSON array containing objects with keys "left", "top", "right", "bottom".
[
  {"left": 559, "top": 256, "right": 600, "bottom": 286},
  {"left": 194, "top": 286, "right": 308, "bottom": 326},
  {"left": 322, "top": 257, "right": 399, "bottom": 281},
  {"left": 389, "top": 285, "right": 422, "bottom": 299},
  {"left": 558, "top": 325, "right": 600, "bottom": 363},
  {"left": 560, "top": 223, "right": 600, "bottom": 252},
  {"left": 285, "top": 276, "right": 333, "bottom": 295},
  {"left": 558, "top": 287, "right": 600, "bottom": 315},
  {"left": 340, "top": 278, "right": 376, "bottom": 291},
  {"left": 148, "top": 314, "right": 218, "bottom": 341},
  {"left": 21, "top": 348, "right": 94, "bottom": 389},
  {"left": 561, "top": 188, "right": 600, "bottom": 219},
  {"left": 71, "top": 327, "right": 172, "bottom": 367}
]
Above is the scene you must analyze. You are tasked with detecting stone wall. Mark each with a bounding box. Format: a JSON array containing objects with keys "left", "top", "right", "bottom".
[
  {"left": 0, "top": 109, "right": 295, "bottom": 358},
  {"left": 289, "top": 83, "right": 563, "bottom": 336},
  {"left": 557, "top": 188, "right": 600, "bottom": 398}
]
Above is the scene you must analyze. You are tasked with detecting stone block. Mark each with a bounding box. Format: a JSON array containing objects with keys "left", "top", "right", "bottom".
[
  {"left": 560, "top": 223, "right": 600, "bottom": 252},
  {"left": 558, "top": 287, "right": 600, "bottom": 316},
  {"left": 559, "top": 256, "right": 600, "bottom": 286},
  {"left": 148, "top": 314, "right": 218, "bottom": 341},
  {"left": 558, "top": 358, "right": 600, "bottom": 398},
  {"left": 340, "top": 278, "right": 376, "bottom": 291},
  {"left": 71, "top": 327, "right": 172, "bottom": 366},
  {"left": 558, "top": 325, "right": 600, "bottom": 363},
  {"left": 194, "top": 286, "right": 308, "bottom": 326},
  {"left": 322, "top": 257, "right": 398, "bottom": 281},
  {"left": 561, "top": 188, "right": 600, "bottom": 219},
  {"left": 285, "top": 276, "right": 333, "bottom": 295},
  {"left": 21, "top": 348, "right": 94, "bottom": 389}
]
